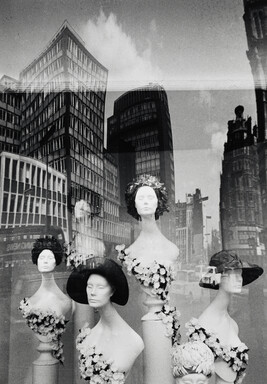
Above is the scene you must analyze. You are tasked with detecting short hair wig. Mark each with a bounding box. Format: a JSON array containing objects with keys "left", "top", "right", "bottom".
[
  {"left": 125, "top": 174, "right": 169, "bottom": 220},
  {"left": 32, "top": 237, "right": 64, "bottom": 266}
]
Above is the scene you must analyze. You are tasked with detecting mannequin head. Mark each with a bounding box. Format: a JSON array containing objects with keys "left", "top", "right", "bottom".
[
  {"left": 220, "top": 269, "right": 243, "bottom": 294},
  {"left": 86, "top": 273, "right": 115, "bottom": 308},
  {"left": 37, "top": 249, "right": 57, "bottom": 273},
  {"left": 67, "top": 257, "right": 129, "bottom": 306},
  {"left": 125, "top": 174, "right": 169, "bottom": 220},
  {"left": 172, "top": 341, "right": 214, "bottom": 384},
  {"left": 32, "top": 237, "right": 64, "bottom": 269},
  {"left": 135, "top": 186, "right": 158, "bottom": 217}
]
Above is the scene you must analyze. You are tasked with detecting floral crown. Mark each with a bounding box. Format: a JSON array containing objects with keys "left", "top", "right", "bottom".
[
  {"left": 172, "top": 341, "right": 215, "bottom": 378},
  {"left": 133, "top": 174, "right": 165, "bottom": 190}
]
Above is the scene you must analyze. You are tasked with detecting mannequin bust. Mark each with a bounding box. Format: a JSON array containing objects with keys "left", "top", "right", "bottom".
[
  {"left": 124, "top": 175, "right": 178, "bottom": 267},
  {"left": 187, "top": 250, "right": 263, "bottom": 384},
  {"left": 27, "top": 237, "right": 72, "bottom": 319},
  {"left": 19, "top": 237, "right": 72, "bottom": 363},
  {"left": 172, "top": 341, "right": 214, "bottom": 384},
  {"left": 67, "top": 257, "right": 144, "bottom": 381}
]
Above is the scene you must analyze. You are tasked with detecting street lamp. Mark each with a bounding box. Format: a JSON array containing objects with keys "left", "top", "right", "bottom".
[{"left": 39, "top": 125, "right": 56, "bottom": 233}]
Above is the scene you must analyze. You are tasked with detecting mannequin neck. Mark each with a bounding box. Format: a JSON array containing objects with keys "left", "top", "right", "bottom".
[
  {"left": 98, "top": 301, "right": 120, "bottom": 330},
  {"left": 212, "top": 288, "right": 231, "bottom": 313},
  {"left": 140, "top": 215, "right": 160, "bottom": 234},
  {"left": 40, "top": 271, "right": 57, "bottom": 289}
]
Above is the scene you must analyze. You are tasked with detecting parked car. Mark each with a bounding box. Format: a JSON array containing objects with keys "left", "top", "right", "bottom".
[{"left": 201, "top": 266, "right": 221, "bottom": 287}]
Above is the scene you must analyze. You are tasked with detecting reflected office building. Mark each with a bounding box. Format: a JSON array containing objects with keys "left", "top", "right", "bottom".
[
  {"left": 18, "top": 21, "right": 108, "bottom": 253},
  {"left": 220, "top": 106, "right": 265, "bottom": 265},
  {"left": 107, "top": 84, "right": 176, "bottom": 241}
]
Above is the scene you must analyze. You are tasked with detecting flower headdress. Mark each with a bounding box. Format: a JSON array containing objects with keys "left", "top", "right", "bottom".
[
  {"left": 172, "top": 341, "right": 215, "bottom": 378},
  {"left": 125, "top": 174, "right": 169, "bottom": 220}
]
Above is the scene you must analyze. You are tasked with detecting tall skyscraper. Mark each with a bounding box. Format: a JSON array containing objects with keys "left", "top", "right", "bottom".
[
  {"left": 220, "top": 106, "right": 265, "bottom": 263},
  {"left": 244, "top": 1, "right": 267, "bottom": 253},
  {"left": 107, "top": 83, "right": 175, "bottom": 240},
  {"left": 18, "top": 21, "right": 108, "bottom": 249}
]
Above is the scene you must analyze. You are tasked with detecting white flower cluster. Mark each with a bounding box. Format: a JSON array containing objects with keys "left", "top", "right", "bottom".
[
  {"left": 116, "top": 245, "right": 175, "bottom": 301},
  {"left": 186, "top": 318, "right": 249, "bottom": 384},
  {"left": 155, "top": 304, "right": 181, "bottom": 345},
  {"left": 76, "top": 324, "right": 125, "bottom": 384},
  {"left": 19, "top": 298, "right": 67, "bottom": 363},
  {"left": 134, "top": 174, "right": 164, "bottom": 189},
  {"left": 172, "top": 341, "right": 215, "bottom": 378}
]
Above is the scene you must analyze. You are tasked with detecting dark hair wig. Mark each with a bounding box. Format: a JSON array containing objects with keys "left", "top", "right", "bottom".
[
  {"left": 125, "top": 174, "right": 169, "bottom": 220},
  {"left": 31, "top": 237, "right": 64, "bottom": 266}
]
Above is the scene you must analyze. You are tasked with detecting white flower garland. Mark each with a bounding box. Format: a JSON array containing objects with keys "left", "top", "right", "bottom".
[
  {"left": 19, "top": 298, "right": 67, "bottom": 364},
  {"left": 155, "top": 304, "right": 181, "bottom": 345},
  {"left": 76, "top": 324, "right": 125, "bottom": 384},
  {"left": 116, "top": 244, "right": 176, "bottom": 301},
  {"left": 186, "top": 318, "right": 249, "bottom": 384}
]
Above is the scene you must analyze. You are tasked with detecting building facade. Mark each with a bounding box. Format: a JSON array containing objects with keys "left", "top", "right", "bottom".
[
  {"left": 18, "top": 21, "right": 108, "bottom": 252},
  {"left": 175, "top": 189, "right": 205, "bottom": 266},
  {"left": 220, "top": 106, "right": 265, "bottom": 263},
  {"left": 107, "top": 83, "right": 176, "bottom": 241},
  {"left": 244, "top": 1, "right": 267, "bottom": 256},
  {"left": 0, "top": 76, "right": 21, "bottom": 154}
]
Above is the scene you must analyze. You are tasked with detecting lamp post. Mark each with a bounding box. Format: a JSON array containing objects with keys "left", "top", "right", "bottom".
[
  {"left": 205, "top": 216, "right": 212, "bottom": 261},
  {"left": 39, "top": 125, "right": 56, "bottom": 234}
]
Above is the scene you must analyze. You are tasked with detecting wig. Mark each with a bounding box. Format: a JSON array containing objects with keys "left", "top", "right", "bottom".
[
  {"left": 172, "top": 341, "right": 215, "bottom": 378},
  {"left": 125, "top": 174, "right": 169, "bottom": 220},
  {"left": 31, "top": 237, "right": 64, "bottom": 266}
]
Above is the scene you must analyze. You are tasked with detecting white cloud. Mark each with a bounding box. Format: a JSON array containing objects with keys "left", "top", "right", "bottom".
[
  {"left": 210, "top": 131, "right": 226, "bottom": 156},
  {"left": 80, "top": 11, "right": 162, "bottom": 90}
]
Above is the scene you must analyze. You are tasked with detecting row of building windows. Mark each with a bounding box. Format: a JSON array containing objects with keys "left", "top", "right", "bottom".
[
  {"left": 1, "top": 210, "right": 67, "bottom": 230},
  {"left": 71, "top": 159, "right": 103, "bottom": 193},
  {"left": 70, "top": 137, "right": 103, "bottom": 169},
  {"left": 2, "top": 192, "right": 66, "bottom": 217},
  {"left": 120, "top": 101, "right": 156, "bottom": 122},
  {"left": 22, "top": 92, "right": 65, "bottom": 122},
  {"left": 70, "top": 93, "right": 104, "bottom": 124},
  {"left": 21, "top": 39, "right": 63, "bottom": 83},
  {"left": 70, "top": 117, "right": 103, "bottom": 148},
  {"left": 0, "top": 108, "right": 20, "bottom": 125},
  {"left": 67, "top": 58, "right": 106, "bottom": 93},
  {"left": 67, "top": 37, "right": 107, "bottom": 82},
  {"left": 0, "top": 92, "right": 20, "bottom": 109},
  {"left": 0, "top": 126, "right": 20, "bottom": 141},
  {"left": 71, "top": 183, "right": 101, "bottom": 213},
  {"left": 0, "top": 142, "right": 19, "bottom": 154},
  {"left": 136, "top": 158, "right": 160, "bottom": 174},
  {"left": 120, "top": 113, "right": 157, "bottom": 130},
  {"left": 3, "top": 157, "right": 66, "bottom": 194}
]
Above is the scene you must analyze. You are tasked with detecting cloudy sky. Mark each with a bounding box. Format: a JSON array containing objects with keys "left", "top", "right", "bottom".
[{"left": 0, "top": 0, "right": 257, "bottom": 230}]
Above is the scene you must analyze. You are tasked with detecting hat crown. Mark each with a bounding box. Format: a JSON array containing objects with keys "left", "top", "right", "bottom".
[{"left": 210, "top": 251, "right": 243, "bottom": 273}]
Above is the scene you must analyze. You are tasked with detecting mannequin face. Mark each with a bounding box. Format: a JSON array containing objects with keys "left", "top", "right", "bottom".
[
  {"left": 37, "top": 249, "right": 56, "bottom": 273},
  {"left": 135, "top": 186, "right": 158, "bottom": 217},
  {"left": 220, "top": 269, "right": 243, "bottom": 293},
  {"left": 86, "top": 274, "right": 114, "bottom": 308},
  {"left": 175, "top": 373, "right": 209, "bottom": 384}
]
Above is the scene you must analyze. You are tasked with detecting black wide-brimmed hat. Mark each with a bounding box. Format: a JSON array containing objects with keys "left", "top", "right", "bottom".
[
  {"left": 66, "top": 257, "right": 129, "bottom": 305},
  {"left": 200, "top": 250, "right": 263, "bottom": 290}
]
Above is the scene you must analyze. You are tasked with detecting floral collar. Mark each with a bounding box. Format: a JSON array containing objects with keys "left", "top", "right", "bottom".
[
  {"left": 76, "top": 323, "right": 125, "bottom": 383},
  {"left": 116, "top": 244, "right": 176, "bottom": 301},
  {"left": 185, "top": 318, "right": 249, "bottom": 384},
  {"left": 19, "top": 298, "right": 68, "bottom": 364}
]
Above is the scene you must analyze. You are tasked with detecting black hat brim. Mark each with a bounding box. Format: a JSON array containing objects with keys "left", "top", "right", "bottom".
[
  {"left": 66, "top": 258, "right": 129, "bottom": 306},
  {"left": 199, "top": 262, "right": 263, "bottom": 290}
]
